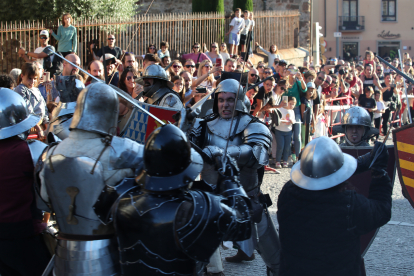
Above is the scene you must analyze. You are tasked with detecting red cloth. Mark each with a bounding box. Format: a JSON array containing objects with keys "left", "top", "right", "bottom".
[
  {"left": 322, "top": 86, "right": 332, "bottom": 95},
  {"left": 0, "top": 138, "right": 45, "bottom": 238}
]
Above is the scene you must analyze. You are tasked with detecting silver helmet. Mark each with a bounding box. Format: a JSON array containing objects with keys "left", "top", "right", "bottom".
[
  {"left": 70, "top": 83, "right": 119, "bottom": 136},
  {"left": 342, "top": 106, "right": 372, "bottom": 127},
  {"left": 291, "top": 136, "right": 357, "bottom": 190},
  {"left": 213, "top": 79, "right": 249, "bottom": 114},
  {"left": 332, "top": 106, "right": 378, "bottom": 145},
  {"left": 136, "top": 64, "right": 173, "bottom": 96},
  {"left": 0, "top": 88, "right": 40, "bottom": 140}
]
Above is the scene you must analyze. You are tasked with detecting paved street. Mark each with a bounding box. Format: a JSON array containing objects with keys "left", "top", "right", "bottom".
[{"left": 219, "top": 144, "right": 414, "bottom": 276}]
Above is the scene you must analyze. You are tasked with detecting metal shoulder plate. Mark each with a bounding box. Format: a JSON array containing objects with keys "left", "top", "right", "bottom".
[
  {"left": 175, "top": 190, "right": 251, "bottom": 263},
  {"left": 109, "top": 136, "right": 144, "bottom": 170},
  {"left": 243, "top": 120, "right": 272, "bottom": 149},
  {"left": 158, "top": 92, "right": 183, "bottom": 110},
  {"left": 27, "top": 140, "right": 48, "bottom": 167}
]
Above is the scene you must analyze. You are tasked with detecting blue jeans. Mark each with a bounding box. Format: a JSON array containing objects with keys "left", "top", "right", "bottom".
[
  {"left": 293, "top": 106, "right": 302, "bottom": 156},
  {"left": 274, "top": 129, "right": 293, "bottom": 162}
]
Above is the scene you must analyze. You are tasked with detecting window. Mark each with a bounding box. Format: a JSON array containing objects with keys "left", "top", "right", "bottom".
[{"left": 382, "top": 0, "right": 396, "bottom": 21}]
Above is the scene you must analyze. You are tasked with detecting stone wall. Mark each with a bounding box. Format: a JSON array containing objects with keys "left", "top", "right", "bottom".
[{"left": 136, "top": 0, "right": 310, "bottom": 48}]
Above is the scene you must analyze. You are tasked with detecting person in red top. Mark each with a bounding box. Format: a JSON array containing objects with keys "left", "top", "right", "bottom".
[{"left": 0, "top": 88, "right": 50, "bottom": 276}]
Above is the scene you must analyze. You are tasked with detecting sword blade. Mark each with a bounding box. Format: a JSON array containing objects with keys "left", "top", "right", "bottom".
[{"left": 190, "top": 89, "right": 215, "bottom": 111}]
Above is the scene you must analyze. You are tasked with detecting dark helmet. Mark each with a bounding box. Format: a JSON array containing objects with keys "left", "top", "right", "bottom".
[{"left": 144, "top": 124, "right": 203, "bottom": 191}]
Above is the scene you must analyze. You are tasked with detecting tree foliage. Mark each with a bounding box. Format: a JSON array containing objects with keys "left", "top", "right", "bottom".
[
  {"left": 233, "top": 0, "right": 253, "bottom": 12},
  {"left": 0, "top": 0, "right": 137, "bottom": 22},
  {"left": 192, "top": 0, "right": 224, "bottom": 13}
]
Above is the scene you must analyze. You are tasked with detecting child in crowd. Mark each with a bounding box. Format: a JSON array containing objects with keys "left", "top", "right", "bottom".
[
  {"left": 157, "top": 41, "right": 170, "bottom": 59},
  {"left": 300, "top": 82, "right": 317, "bottom": 147},
  {"left": 246, "top": 84, "right": 259, "bottom": 106},
  {"left": 358, "top": 86, "right": 377, "bottom": 124},
  {"left": 240, "top": 10, "right": 251, "bottom": 53},
  {"left": 314, "top": 94, "right": 328, "bottom": 138},
  {"left": 374, "top": 91, "right": 386, "bottom": 139},
  {"left": 14, "top": 63, "right": 49, "bottom": 138},
  {"left": 363, "top": 50, "right": 376, "bottom": 69},
  {"left": 274, "top": 96, "right": 296, "bottom": 169},
  {"left": 226, "top": 8, "right": 245, "bottom": 56}
]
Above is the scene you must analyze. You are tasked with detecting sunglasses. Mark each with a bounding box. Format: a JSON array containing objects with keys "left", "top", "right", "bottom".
[
  {"left": 318, "top": 77, "right": 325, "bottom": 81},
  {"left": 40, "top": 37, "right": 48, "bottom": 40},
  {"left": 264, "top": 71, "right": 272, "bottom": 74},
  {"left": 221, "top": 45, "right": 226, "bottom": 47},
  {"left": 377, "top": 69, "right": 383, "bottom": 71},
  {"left": 149, "top": 47, "right": 156, "bottom": 49},
  {"left": 185, "top": 65, "right": 195, "bottom": 68},
  {"left": 324, "top": 80, "right": 331, "bottom": 84},
  {"left": 204, "top": 64, "right": 212, "bottom": 68},
  {"left": 257, "top": 65, "right": 264, "bottom": 68},
  {"left": 193, "top": 46, "right": 200, "bottom": 49},
  {"left": 250, "top": 74, "right": 259, "bottom": 78},
  {"left": 126, "top": 76, "right": 138, "bottom": 81},
  {"left": 108, "top": 38, "right": 115, "bottom": 40},
  {"left": 173, "top": 65, "right": 182, "bottom": 69},
  {"left": 211, "top": 45, "right": 217, "bottom": 48}
]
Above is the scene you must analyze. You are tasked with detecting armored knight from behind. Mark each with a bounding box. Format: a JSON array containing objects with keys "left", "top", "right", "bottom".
[
  {"left": 113, "top": 124, "right": 252, "bottom": 276},
  {"left": 37, "top": 82, "right": 145, "bottom": 275},
  {"left": 136, "top": 64, "right": 183, "bottom": 109},
  {"left": 0, "top": 88, "right": 50, "bottom": 275},
  {"left": 189, "top": 79, "right": 280, "bottom": 275}
]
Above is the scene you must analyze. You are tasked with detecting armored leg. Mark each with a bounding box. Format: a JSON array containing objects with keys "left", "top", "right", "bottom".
[
  {"left": 255, "top": 209, "right": 280, "bottom": 276},
  {"left": 206, "top": 248, "right": 224, "bottom": 274}
]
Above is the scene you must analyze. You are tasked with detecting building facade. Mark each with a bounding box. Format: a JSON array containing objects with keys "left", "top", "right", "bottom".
[{"left": 314, "top": 0, "right": 413, "bottom": 61}]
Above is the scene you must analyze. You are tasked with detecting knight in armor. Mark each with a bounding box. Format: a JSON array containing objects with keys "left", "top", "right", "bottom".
[
  {"left": 47, "top": 53, "right": 86, "bottom": 141},
  {"left": 0, "top": 88, "right": 50, "bottom": 275},
  {"left": 37, "top": 82, "right": 144, "bottom": 276},
  {"left": 188, "top": 79, "right": 280, "bottom": 275},
  {"left": 136, "top": 64, "right": 183, "bottom": 109},
  {"left": 277, "top": 136, "right": 391, "bottom": 276},
  {"left": 113, "top": 124, "right": 252, "bottom": 276},
  {"left": 333, "top": 106, "right": 379, "bottom": 147}
]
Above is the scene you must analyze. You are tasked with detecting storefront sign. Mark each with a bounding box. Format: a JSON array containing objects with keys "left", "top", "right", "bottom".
[
  {"left": 342, "top": 36, "right": 360, "bottom": 40},
  {"left": 378, "top": 30, "right": 401, "bottom": 39}
]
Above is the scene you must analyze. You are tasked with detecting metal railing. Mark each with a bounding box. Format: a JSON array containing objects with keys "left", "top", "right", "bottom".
[{"left": 339, "top": 16, "right": 365, "bottom": 31}]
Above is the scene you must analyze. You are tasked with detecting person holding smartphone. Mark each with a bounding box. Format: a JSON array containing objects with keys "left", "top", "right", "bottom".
[{"left": 282, "top": 65, "right": 306, "bottom": 163}]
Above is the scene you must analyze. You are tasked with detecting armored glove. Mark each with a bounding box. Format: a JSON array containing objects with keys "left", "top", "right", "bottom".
[
  {"left": 370, "top": 141, "right": 389, "bottom": 177},
  {"left": 355, "top": 152, "right": 371, "bottom": 175},
  {"left": 202, "top": 145, "right": 224, "bottom": 160}
]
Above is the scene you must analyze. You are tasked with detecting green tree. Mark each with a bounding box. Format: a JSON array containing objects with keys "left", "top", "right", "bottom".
[
  {"left": 0, "top": 0, "right": 137, "bottom": 22},
  {"left": 233, "top": 0, "right": 253, "bottom": 12},
  {"left": 192, "top": 0, "right": 224, "bottom": 13}
]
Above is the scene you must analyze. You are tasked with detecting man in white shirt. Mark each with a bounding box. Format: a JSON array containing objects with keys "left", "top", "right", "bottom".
[
  {"left": 18, "top": 30, "right": 56, "bottom": 74},
  {"left": 225, "top": 8, "right": 245, "bottom": 56}
]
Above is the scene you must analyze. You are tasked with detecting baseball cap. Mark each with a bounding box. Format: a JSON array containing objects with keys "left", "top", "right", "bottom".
[
  {"left": 278, "top": 59, "right": 287, "bottom": 66},
  {"left": 40, "top": 30, "right": 49, "bottom": 38},
  {"left": 306, "top": 82, "right": 316, "bottom": 89}
]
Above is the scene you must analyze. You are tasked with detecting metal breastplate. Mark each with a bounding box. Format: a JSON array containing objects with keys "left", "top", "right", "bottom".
[
  {"left": 202, "top": 115, "right": 258, "bottom": 191},
  {"left": 204, "top": 115, "right": 252, "bottom": 148},
  {"left": 54, "top": 238, "right": 120, "bottom": 276},
  {"left": 114, "top": 190, "right": 197, "bottom": 276},
  {"left": 55, "top": 75, "right": 83, "bottom": 102},
  {"left": 27, "top": 140, "right": 47, "bottom": 167},
  {"left": 43, "top": 154, "right": 114, "bottom": 237}
]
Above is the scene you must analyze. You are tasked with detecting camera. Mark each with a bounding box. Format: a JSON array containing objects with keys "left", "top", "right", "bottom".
[{"left": 339, "top": 68, "right": 348, "bottom": 75}]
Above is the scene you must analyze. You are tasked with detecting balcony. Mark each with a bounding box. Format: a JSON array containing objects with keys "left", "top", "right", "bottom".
[{"left": 339, "top": 16, "right": 365, "bottom": 32}]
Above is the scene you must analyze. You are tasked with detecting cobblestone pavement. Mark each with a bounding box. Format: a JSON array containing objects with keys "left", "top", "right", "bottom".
[{"left": 219, "top": 137, "right": 414, "bottom": 276}]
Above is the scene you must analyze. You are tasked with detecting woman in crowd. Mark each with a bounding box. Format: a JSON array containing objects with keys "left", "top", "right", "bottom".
[
  {"left": 255, "top": 42, "right": 282, "bottom": 64},
  {"left": 219, "top": 43, "right": 231, "bottom": 63},
  {"left": 274, "top": 96, "right": 296, "bottom": 168},
  {"left": 203, "top": 42, "right": 223, "bottom": 64},
  {"left": 181, "top": 42, "right": 210, "bottom": 68},
  {"left": 50, "top": 13, "right": 77, "bottom": 57},
  {"left": 118, "top": 66, "right": 141, "bottom": 99},
  {"left": 191, "top": 60, "right": 218, "bottom": 92},
  {"left": 171, "top": 75, "right": 186, "bottom": 103},
  {"left": 167, "top": 60, "right": 183, "bottom": 79},
  {"left": 136, "top": 44, "right": 157, "bottom": 60}
]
